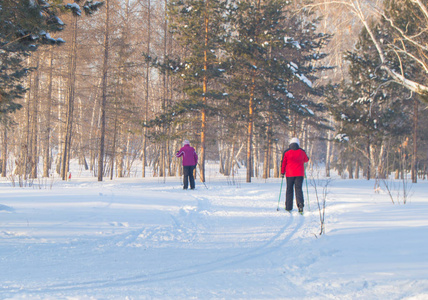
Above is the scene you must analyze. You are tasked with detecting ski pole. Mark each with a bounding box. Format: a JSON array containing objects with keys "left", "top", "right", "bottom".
[
  {"left": 196, "top": 165, "right": 208, "bottom": 189},
  {"left": 305, "top": 170, "right": 310, "bottom": 211},
  {"left": 277, "top": 176, "right": 284, "bottom": 211}
]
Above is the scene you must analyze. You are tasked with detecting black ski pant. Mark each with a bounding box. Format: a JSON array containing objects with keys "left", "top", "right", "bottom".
[
  {"left": 183, "top": 165, "right": 196, "bottom": 189},
  {"left": 285, "top": 176, "right": 304, "bottom": 211}
]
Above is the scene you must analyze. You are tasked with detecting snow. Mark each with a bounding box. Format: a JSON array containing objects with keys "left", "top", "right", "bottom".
[
  {"left": 300, "top": 104, "right": 314, "bottom": 115},
  {"left": 296, "top": 73, "right": 312, "bottom": 88},
  {"left": 1, "top": 163, "right": 427, "bottom": 299},
  {"left": 65, "top": 3, "right": 81, "bottom": 15},
  {"left": 335, "top": 133, "right": 349, "bottom": 142},
  {"left": 288, "top": 62, "right": 313, "bottom": 88},
  {"left": 284, "top": 37, "right": 301, "bottom": 50},
  {"left": 54, "top": 16, "right": 65, "bottom": 26}
]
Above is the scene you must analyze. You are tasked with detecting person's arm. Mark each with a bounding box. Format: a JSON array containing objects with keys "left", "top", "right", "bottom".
[
  {"left": 302, "top": 150, "right": 309, "bottom": 163},
  {"left": 176, "top": 148, "right": 184, "bottom": 158},
  {"left": 280, "top": 151, "right": 287, "bottom": 177}
]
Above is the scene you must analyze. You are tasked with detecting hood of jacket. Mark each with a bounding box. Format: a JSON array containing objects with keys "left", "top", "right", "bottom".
[{"left": 289, "top": 143, "right": 300, "bottom": 150}]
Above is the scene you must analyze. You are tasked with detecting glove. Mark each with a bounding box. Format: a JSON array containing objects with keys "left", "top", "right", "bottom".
[{"left": 281, "top": 174, "right": 284, "bottom": 178}]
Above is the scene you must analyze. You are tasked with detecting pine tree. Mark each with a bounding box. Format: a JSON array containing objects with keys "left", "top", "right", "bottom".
[
  {"left": 166, "top": 0, "right": 229, "bottom": 181},
  {"left": 326, "top": 24, "right": 412, "bottom": 180},
  {"left": 0, "top": 0, "right": 103, "bottom": 121},
  {"left": 1, "top": 0, "right": 62, "bottom": 119},
  {"left": 226, "top": 0, "right": 331, "bottom": 181}
]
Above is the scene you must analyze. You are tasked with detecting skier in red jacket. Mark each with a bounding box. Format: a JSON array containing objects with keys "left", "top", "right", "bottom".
[
  {"left": 281, "top": 137, "right": 309, "bottom": 214},
  {"left": 176, "top": 140, "right": 198, "bottom": 189}
]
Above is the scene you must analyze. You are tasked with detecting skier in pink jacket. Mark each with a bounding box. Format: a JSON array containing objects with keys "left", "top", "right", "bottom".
[{"left": 176, "top": 140, "right": 198, "bottom": 189}]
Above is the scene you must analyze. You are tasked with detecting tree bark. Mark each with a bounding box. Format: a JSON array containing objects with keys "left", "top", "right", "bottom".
[
  {"left": 246, "top": 71, "right": 255, "bottom": 183},
  {"left": 1, "top": 127, "right": 7, "bottom": 177},
  {"left": 142, "top": 0, "right": 152, "bottom": 178},
  {"left": 43, "top": 47, "right": 54, "bottom": 178},
  {"left": 98, "top": 0, "right": 110, "bottom": 181},
  {"left": 199, "top": 0, "right": 209, "bottom": 183},
  {"left": 61, "top": 15, "right": 78, "bottom": 180},
  {"left": 366, "top": 133, "right": 371, "bottom": 180},
  {"left": 412, "top": 99, "right": 418, "bottom": 183},
  {"left": 30, "top": 53, "right": 40, "bottom": 179}
]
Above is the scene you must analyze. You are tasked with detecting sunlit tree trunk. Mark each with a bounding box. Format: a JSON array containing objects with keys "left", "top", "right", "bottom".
[
  {"left": 89, "top": 78, "right": 102, "bottom": 172},
  {"left": 110, "top": 115, "right": 118, "bottom": 180},
  {"left": 142, "top": 0, "right": 151, "bottom": 178},
  {"left": 246, "top": 72, "right": 255, "bottom": 183},
  {"left": 199, "top": 0, "right": 209, "bottom": 183},
  {"left": 61, "top": 15, "right": 78, "bottom": 180},
  {"left": 263, "top": 117, "right": 272, "bottom": 179},
  {"left": 98, "top": 0, "right": 110, "bottom": 181},
  {"left": 43, "top": 47, "right": 54, "bottom": 178},
  {"left": 411, "top": 99, "right": 418, "bottom": 183},
  {"left": 366, "top": 134, "right": 371, "bottom": 180},
  {"left": 1, "top": 127, "right": 7, "bottom": 177},
  {"left": 21, "top": 61, "right": 32, "bottom": 179},
  {"left": 30, "top": 53, "right": 40, "bottom": 179}
]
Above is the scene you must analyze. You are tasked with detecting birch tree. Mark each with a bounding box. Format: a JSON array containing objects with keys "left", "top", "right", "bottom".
[{"left": 309, "top": 0, "right": 428, "bottom": 101}]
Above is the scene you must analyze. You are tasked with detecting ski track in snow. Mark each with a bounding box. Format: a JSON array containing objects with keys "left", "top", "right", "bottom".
[
  {"left": 20, "top": 216, "right": 303, "bottom": 295},
  {"left": 3, "top": 191, "right": 305, "bottom": 295},
  {"left": 0, "top": 174, "right": 427, "bottom": 299}
]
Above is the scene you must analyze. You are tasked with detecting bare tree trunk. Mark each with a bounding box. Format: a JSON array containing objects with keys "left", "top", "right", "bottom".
[
  {"left": 30, "top": 53, "right": 40, "bottom": 179},
  {"left": 157, "top": 0, "right": 168, "bottom": 179},
  {"left": 56, "top": 71, "right": 64, "bottom": 175},
  {"left": 98, "top": 0, "right": 110, "bottom": 181},
  {"left": 263, "top": 122, "right": 271, "bottom": 179},
  {"left": 411, "top": 99, "right": 418, "bottom": 183},
  {"left": 43, "top": 47, "right": 54, "bottom": 177},
  {"left": 117, "top": 145, "right": 124, "bottom": 178},
  {"left": 227, "top": 141, "right": 236, "bottom": 176},
  {"left": 62, "top": 16, "right": 78, "bottom": 180},
  {"left": 366, "top": 134, "right": 371, "bottom": 180},
  {"left": 199, "top": 0, "right": 209, "bottom": 183},
  {"left": 325, "top": 120, "right": 332, "bottom": 177},
  {"left": 125, "top": 129, "right": 132, "bottom": 176},
  {"left": 110, "top": 116, "right": 118, "bottom": 180},
  {"left": 89, "top": 78, "right": 102, "bottom": 172},
  {"left": 21, "top": 63, "right": 32, "bottom": 179},
  {"left": 218, "top": 139, "right": 225, "bottom": 174},
  {"left": 377, "top": 142, "right": 385, "bottom": 179},
  {"left": 273, "top": 143, "right": 279, "bottom": 178},
  {"left": 246, "top": 71, "right": 255, "bottom": 183},
  {"left": 355, "top": 159, "right": 360, "bottom": 179},
  {"left": 142, "top": 0, "right": 152, "bottom": 178},
  {"left": 1, "top": 127, "right": 7, "bottom": 177},
  {"left": 254, "top": 140, "right": 260, "bottom": 178},
  {"left": 77, "top": 96, "right": 88, "bottom": 170}
]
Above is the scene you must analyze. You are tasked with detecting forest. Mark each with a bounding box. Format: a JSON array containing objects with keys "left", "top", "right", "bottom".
[{"left": 1, "top": 0, "right": 427, "bottom": 184}]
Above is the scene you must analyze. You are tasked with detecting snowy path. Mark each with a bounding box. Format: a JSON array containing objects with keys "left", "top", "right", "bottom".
[{"left": 0, "top": 177, "right": 427, "bottom": 299}]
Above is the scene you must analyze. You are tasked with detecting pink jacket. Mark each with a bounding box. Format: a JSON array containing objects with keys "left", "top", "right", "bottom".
[{"left": 176, "top": 144, "right": 198, "bottom": 166}]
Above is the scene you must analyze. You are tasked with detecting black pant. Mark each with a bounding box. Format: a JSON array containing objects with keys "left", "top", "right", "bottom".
[
  {"left": 285, "top": 176, "right": 304, "bottom": 211},
  {"left": 183, "top": 165, "right": 196, "bottom": 189}
]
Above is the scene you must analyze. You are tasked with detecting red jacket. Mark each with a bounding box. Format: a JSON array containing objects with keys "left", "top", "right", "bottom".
[
  {"left": 176, "top": 144, "right": 198, "bottom": 166},
  {"left": 281, "top": 143, "right": 309, "bottom": 177}
]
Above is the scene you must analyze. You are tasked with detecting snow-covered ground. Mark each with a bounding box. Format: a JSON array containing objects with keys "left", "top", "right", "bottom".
[{"left": 1, "top": 164, "right": 427, "bottom": 299}]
